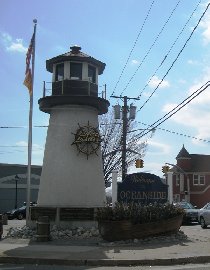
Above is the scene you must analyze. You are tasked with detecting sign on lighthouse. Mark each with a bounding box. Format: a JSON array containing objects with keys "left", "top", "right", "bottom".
[{"left": 34, "top": 46, "right": 109, "bottom": 225}]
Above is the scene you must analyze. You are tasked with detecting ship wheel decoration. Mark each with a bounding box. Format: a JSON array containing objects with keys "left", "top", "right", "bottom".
[{"left": 72, "top": 121, "right": 101, "bottom": 159}]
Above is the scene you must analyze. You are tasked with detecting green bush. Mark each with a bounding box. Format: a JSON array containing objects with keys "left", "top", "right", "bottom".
[{"left": 96, "top": 202, "right": 184, "bottom": 224}]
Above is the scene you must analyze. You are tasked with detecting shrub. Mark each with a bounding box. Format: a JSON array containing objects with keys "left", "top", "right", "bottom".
[{"left": 96, "top": 202, "right": 184, "bottom": 224}]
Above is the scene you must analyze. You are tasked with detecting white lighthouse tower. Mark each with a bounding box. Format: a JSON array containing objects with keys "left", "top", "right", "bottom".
[{"left": 35, "top": 46, "right": 109, "bottom": 226}]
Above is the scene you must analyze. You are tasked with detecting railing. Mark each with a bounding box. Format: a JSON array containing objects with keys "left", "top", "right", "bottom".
[{"left": 42, "top": 80, "right": 107, "bottom": 99}]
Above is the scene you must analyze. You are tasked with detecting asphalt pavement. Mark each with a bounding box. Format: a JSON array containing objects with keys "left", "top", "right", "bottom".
[{"left": 1, "top": 220, "right": 210, "bottom": 266}]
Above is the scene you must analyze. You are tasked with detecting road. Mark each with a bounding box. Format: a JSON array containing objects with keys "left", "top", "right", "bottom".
[{"left": 1, "top": 264, "right": 210, "bottom": 269}]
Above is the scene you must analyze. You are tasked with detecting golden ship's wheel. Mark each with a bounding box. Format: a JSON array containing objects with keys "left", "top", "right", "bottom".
[{"left": 72, "top": 122, "right": 101, "bottom": 158}]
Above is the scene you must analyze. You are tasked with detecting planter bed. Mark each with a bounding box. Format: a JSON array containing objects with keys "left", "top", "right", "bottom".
[{"left": 98, "top": 214, "right": 183, "bottom": 242}]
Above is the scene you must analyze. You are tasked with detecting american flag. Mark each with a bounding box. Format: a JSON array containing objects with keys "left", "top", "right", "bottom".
[{"left": 23, "top": 33, "right": 35, "bottom": 95}]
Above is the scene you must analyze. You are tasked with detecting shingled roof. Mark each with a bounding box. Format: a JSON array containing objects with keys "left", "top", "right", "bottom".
[
  {"left": 46, "top": 45, "right": 106, "bottom": 74},
  {"left": 174, "top": 146, "right": 210, "bottom": 173},
  {"left": 190, "top": 154, "right": 210, "bottom": 172},
  {"left": 176, "top": 145, "right": 191, "bottom": 159}
]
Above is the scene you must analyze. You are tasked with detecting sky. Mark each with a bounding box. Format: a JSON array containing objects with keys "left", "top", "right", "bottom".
[{"left": 1, "top": 0, "right": 210, "bottom": 179}]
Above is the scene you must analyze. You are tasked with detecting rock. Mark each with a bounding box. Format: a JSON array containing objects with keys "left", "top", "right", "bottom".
[{"left": 5, "top": 224, "right": 188, "bottom": 246}]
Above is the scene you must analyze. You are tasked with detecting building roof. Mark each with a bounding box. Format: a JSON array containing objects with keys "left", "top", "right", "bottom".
[
  {"left": 46, "top": 45, "right": 106, "bottom": 74},
  {"left": 176, "top": 145, "right": 191, "bottom": 159},
  {"left": 190, "top": 154, "right": 210, "bottom": 172},
  {"left": 173, "top": 148, "right": 210, "bottom": 173},
  {"left": 0, "top": 163, "right": 42, "bottom": 185}
]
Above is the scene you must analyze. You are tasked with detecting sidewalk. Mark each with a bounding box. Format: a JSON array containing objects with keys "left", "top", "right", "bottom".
[{"left": 1, "top": 222, "right": 210, "bottom": 266}]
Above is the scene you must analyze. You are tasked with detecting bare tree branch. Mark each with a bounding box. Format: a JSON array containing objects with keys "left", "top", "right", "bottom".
[{"left": 99, "top": 110, "right": 155, "bottom": 187}]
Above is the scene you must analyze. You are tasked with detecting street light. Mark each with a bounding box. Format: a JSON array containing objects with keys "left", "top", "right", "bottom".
[{"left": 14, "top": 174, "right": 20, "bottom": 209}]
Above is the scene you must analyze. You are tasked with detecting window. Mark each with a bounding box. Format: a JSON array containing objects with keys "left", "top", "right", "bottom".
[
  {"left": 70, "top": 62, "right": 82, "bottom": 80},
  {"left": 200, "top": 175, "right": 205, "bottom": 185},
  {"left": 193, "top": 175, "right": 198, "bottom": 185},
  {"left": 176, "top": 174, "right": 180, "bottom": 186},
  {"left": 88, "top": 65, "right": 96, "bottom": 83},
  {"left": 55, "top": 63, "right": 64, "bottom": 81},
  {"left": 193, "top": 174, "right": 205, "bottom": 185}
]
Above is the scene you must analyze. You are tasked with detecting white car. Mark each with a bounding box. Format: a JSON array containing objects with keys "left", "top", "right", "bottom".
[{"left": 198, "top": 202, "right": 210, "bottom": 228}]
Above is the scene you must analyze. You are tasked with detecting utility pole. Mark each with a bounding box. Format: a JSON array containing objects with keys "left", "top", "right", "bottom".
[
  {"left": 111, "top": 95, "right": 140, "bottom": 181},
  {"left": 122, "top": 96, "right": 128, "bottom": 182}
]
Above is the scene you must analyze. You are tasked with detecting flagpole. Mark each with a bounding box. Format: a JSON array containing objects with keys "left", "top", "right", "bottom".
[{"left": 26, "top": 19, "right": 37, "bottom": 226}]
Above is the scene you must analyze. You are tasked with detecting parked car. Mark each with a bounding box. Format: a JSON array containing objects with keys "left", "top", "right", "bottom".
[
  {"left": 174, "top": 201, "right": 199, "bottom": 224},
  {"left": 4, "top": 202, "right": 37, "bottom": 220},
  {"left": 198, "top": 202, "right": 210, "bottom": 228},
  {"left": 5, "top": 206, "right": 27, "bottom": 220}
]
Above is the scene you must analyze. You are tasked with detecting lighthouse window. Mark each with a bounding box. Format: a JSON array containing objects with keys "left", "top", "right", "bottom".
[
  {"left": 70, "top": 62, "right": 82, "bottom": 80},
  {"left": 88, "top": 65, "right": 96, "bottom": 83},
  {"left": 55, "top": 63, "right": 64, "bottom": 81}
]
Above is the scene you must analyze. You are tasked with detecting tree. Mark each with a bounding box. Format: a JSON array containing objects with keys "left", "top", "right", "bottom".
[{"left": 99, "top": 110, "right": 155, "bottom": 187}]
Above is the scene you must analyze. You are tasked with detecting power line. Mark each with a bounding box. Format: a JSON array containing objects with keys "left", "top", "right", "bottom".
[
  {"left": 0, "top": 125, "right": 48, "bottom": 129},
  {"left": 136, "top": 81, "right": 210, "bottom": 138},
  {"left": 110, "top": 0, "right": 156, "bottom": 97},
  {"left": 137, "top": 122, "right": 210, "bottom": 144},
  {"left": 1, "top": 85, "right": 209, "bottom": 139},
  {"left": 137, "top": 1, "right": 210, "bottom": 112},
  {"left": 119, "top": 0, "right": 182, "bottom": 96},
  {"left": 0, "top": 126, "right": 25, "bottom": 129},
  {"left": 136, "top": 0, "right": 202, "bottom": 100}
]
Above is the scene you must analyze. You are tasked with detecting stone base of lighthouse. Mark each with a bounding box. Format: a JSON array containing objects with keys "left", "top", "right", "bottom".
[{"left": 31, "top": 105, "right": 106, "bottom": 228}]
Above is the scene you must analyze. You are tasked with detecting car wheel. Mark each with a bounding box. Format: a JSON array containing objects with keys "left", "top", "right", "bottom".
[
  {"left": 17, "top": 213, "right": 24, "bottom": 220},
  {"left": 200, "top": 217, "right": 207, "bottom": 229}
]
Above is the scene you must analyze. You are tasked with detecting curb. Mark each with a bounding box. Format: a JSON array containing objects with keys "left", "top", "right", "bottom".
[{"left": 1, "top": 256, "right": 210, "bottom": 266}]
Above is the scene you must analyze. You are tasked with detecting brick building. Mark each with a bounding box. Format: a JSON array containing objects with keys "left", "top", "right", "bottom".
[{"left": 172, "top": 145, "right": 210, "bottom": 208}]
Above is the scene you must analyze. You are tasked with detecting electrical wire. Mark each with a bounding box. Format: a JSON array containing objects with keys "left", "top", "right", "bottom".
[
  {"left": 135, "top": 81, "right": 210, "bottom": 138},
  {"left": 0, "top": 125, "right": 48, "bottom": 129},
  {"left": 137, "top": 2, "right": 210, "bottom": 112},
  {"left": 137, "top": 122, "right": 210, "bottom": 144},
  {"left": 0, "top": 81, "right": 209, "bottom": 155},
  {"left": 136, "top": 0, "right": 202, "bottom": 100},
  {"left": 110, "top": 0, "right": 156, "bottom": 97},
  {"left": 119, "top": 0, "right": 182, "bottom": 96}
]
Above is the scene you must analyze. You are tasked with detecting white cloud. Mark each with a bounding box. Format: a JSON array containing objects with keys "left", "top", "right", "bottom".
[
  {"left": 199, "top": 10, "right": 210, "bottom": 45},
  {"left": 147, "top": 140, "right": 171, "bottom": 155},
  {"left": 16, "top": 141, "right": 44, "bottom": 155},
  {"left": 16, "top": 141, "right": 27, "bottom": 147},
  {"left": 0, "top": 32, "right": 27, "bottom": 53},
  {"left": 162, "top": 68, "right": 210, "bottom": 144},
  {"left": 148, "top": 75, "right": 170, "bottom": 89},
  {"left": 131, "top": 59, "right": 139, "bottom": 65},
  {"left": 178, "top": 79, "right": 187, "bottom": 84},
  {"left": 187, "top": 59, "right": 199, "bottom": 65}
]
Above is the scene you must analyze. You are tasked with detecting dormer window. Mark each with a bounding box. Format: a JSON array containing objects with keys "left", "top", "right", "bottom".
[
  {"left": 88, "top": 65, "right": 96, "bottom": 83},
  {"left": 55, "top": 63, "right": 64, "bottom": 81},
  {"left": 70, "top": 62, "right": 82, "bottom": 80}
]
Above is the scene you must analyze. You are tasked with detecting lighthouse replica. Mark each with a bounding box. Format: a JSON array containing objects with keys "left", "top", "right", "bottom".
[{"left": 36, "top": 46, "right": 109, "bottom": 226}]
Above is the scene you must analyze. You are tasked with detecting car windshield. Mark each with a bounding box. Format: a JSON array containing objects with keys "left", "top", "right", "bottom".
[
  {"left": 18, "top": 206, "right": 26, "bottom": 210},
  {"left": 179, "top": 202, "right": 195, "bottom": 209}
]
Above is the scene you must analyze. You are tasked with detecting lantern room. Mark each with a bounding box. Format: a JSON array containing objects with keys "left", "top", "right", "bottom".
[
  {"left": 46, "top": 45, "right": 105, "bottom": 97},
  {"left": 39, "top": 45, "right": 109, "bottom": 115}
]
